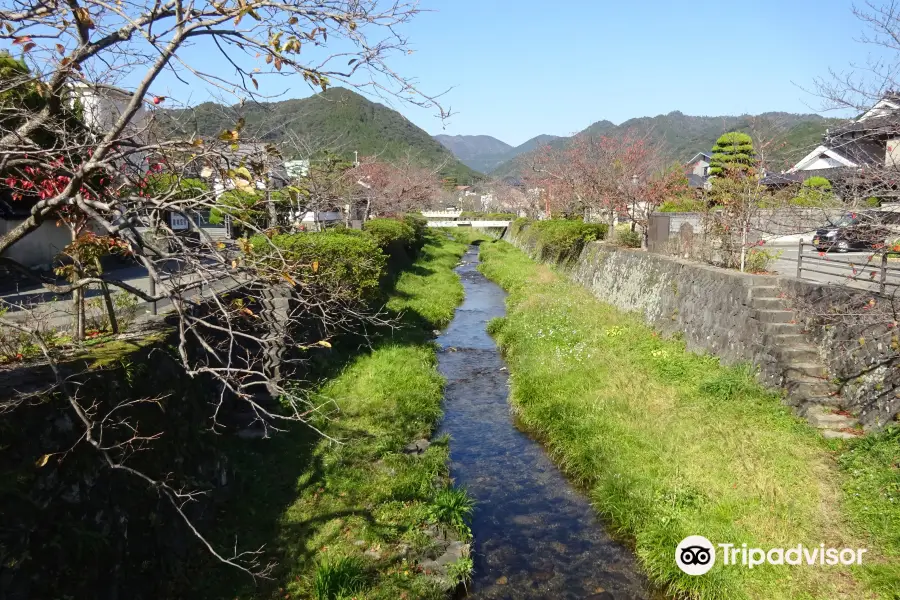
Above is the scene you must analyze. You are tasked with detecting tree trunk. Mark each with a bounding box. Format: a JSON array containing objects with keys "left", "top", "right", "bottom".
[
  {"left": 266, "top": 189, "right": 278, "bottom": 230},
  {"left": 94, "top": 257, "right": 119, "bottom": 334},
  {"left": 72, "top": 286, "right": 85, "bottom": 342}
]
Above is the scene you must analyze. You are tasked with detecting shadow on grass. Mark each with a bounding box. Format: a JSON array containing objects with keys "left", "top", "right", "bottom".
[{"left": 178, "top": 241, "right": 464, "bottom": 599}]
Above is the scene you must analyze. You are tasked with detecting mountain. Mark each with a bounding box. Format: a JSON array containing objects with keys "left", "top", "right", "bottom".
[
  {"left": 433, "top": 135, "right": 512, "bottom": 162},
  {"left": 487, "top": 111, "right": 842, "bottom": 180},
  {"left": 434, "top": 133, "right": 563, "bottom": 175},
  {"left": 159, "top": 87, "right": 482, "bottom": 184},
  {"left": 512, "top": 134, "right": 564, "bottom": 155}
]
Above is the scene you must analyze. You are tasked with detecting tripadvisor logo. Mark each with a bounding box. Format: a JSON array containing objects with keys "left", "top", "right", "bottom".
[
  {"left": 676, "top": 535, "right": 715, "bottom": 575},
  {"left": 676, "top": 536, "right": 868, "bottom": 576}
]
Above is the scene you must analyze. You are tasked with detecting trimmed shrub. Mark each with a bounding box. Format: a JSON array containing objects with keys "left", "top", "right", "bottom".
[
  {"left": 363, "top": 218, "right": 416, "bottom": 250},
  {"left": 403, "top": 213, "right": 429, "bottom": 250},
  {"left": 709, "top": 132, "right": 755, "bottom": 177},
  {"left": 520, "top": 219, "right": 608, "bottom": 261},
  {"left": 659, "top": 197, "right": 705, "bottom": 213},
  {"left": 790, "top": 176, "right": 839, "bottom": 208},
  {"left": 460, "top": 211, "right": 517, "bottom": 221},
  {"left": 614, "top": 229, "right": 642, "bottom": 248},
  {"left": 511, "top": 217, "right": 530, "bottom": 236},
  {"left": 803, "top": 176, "right": 831, "bottom": 190},
  {"left": 249, "top": 231, "right": 386, "bottom": 299}
]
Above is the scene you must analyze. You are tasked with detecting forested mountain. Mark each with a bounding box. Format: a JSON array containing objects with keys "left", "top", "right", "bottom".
[
  {"left": 433, "top": 134, "right": 512, "bottom": 168},
  {"left": 434, "top": 133, "right": 562, "bottom": 174},
  {"left": 158, "top": 87, "right": 482, "bottom": 184},
  {"left": 486, "top": 112, "right": 841, "bottom": 179}
]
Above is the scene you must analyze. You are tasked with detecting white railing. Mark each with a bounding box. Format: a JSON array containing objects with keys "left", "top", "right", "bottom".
[
  {"left": 427, "top": 220, "right": 511, "bottom": 228},
  {"left": 421, "top": 210, "right": 462, "bottom": 218}
]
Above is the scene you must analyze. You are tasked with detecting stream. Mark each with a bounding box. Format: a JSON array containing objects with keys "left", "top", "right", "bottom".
[{"left": 436, "top": 245, "right": 650, "bottom": 600}]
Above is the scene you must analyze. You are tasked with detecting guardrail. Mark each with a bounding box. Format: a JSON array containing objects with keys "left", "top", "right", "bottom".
[{"left": 795, "top": 239, "right": 900, "bottom": 295}]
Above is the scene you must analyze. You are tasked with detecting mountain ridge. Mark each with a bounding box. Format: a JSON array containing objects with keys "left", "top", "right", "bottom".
[
  {"left": 158, "top": 87, "right": 482, "bottom": 184},
  {"left": 483, "top": 111, "right": 841, "bottom": 180},
  {"left": 434, "top": 132, "right": 562, "bottom": 174}
]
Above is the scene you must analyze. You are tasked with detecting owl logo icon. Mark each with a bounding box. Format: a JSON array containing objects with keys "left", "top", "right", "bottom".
[{"left": 676, "top": 536, "right": 715, "bottom": 575}]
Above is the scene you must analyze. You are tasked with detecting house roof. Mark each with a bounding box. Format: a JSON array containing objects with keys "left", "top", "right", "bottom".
[
  {"left": 686, "top": 152, "right": 712, "bottom": 164},
  {"left": 858, "top": 96, "right": 900, "bottom": 122},
  {"left": 761, "top": 167, "right": 855, "bottom": 187},
  {"left": 788, "top": 145, "right": 858, "bottom": 173},
  {"left": 207, "top": 141, "right": 289, "bottom": 184}
]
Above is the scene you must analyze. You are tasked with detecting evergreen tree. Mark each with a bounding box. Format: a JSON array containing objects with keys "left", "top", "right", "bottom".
[{"left": 709, "top": 132, "right": 755, "bottom": 177}]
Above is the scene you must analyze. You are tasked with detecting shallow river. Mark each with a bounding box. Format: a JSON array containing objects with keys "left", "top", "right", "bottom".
[{"left": 435, "top": 245, "right": 651, "bottom": 600}]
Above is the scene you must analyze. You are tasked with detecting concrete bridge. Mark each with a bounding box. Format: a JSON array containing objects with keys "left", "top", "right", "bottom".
[{"left": 426, "top": 220, "right": 511, "bottom": 228}]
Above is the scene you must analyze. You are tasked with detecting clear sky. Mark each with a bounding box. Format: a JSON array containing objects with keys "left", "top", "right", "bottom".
[{"left": 153, "top": 0, "right": 880, "bottom": 147}]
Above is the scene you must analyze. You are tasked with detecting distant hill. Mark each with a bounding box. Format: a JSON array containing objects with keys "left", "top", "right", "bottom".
[
  {"left": 433, "top": 134, "right": 512, "bottom": 170},
  {"left": 487, "top": 111, "right": 842, "bottom": 180},
  {"left": 159, "top": 88, "right": 482, "bottom": 184},
  {"left": 434, "top": 133, "right": 563, "bottom": 174}
]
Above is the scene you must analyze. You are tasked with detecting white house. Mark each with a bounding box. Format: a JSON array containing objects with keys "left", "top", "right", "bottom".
[
  {"left": 788, "top": 146, "right": 859, "bottom": 173},
  {"left": 787, "top": 93, "right": 900, "bottom": 177},
  {"left": 686, "top": 152, "right": 712, "bottom": 177},
  {"left": 68, "top": 82, "right": 149, "bottom": 139}
]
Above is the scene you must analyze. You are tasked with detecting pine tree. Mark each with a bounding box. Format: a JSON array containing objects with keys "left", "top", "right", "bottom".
[{"left": 708, "top": 132, "right": 755, "bottom": 177}]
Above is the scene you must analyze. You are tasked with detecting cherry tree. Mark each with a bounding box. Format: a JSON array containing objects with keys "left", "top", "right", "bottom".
[
  {"left": 351, "top": 152, "right": 442, "bottom": 218},
  {"left": 0, "top": 0, "right": 445, "bottom": 580},
  {"left": 527, "top": 130, "right": 684, "bottom": 241}
]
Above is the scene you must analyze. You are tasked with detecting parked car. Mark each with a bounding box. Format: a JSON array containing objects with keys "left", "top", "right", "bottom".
[{"left": 812, "top": 210, "right": 900, "bottom": 252}]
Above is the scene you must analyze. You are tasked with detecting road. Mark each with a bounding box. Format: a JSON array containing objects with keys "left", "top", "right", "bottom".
[{"left": 0, "top": 257, "right": 241, "bottom": 330}]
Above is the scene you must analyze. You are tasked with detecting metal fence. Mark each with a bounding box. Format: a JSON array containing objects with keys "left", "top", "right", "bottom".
[{"left": 794, "top": 239, "right": 900, "bottom": 294}]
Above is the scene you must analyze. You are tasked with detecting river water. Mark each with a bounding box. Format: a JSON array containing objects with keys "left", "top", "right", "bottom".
[{"left": 435, "top": 245, "right": 649, "bottom": 600}]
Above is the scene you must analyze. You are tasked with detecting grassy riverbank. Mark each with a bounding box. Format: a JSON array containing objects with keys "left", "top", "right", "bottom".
[
  {"left": 192, "top": 231, "right": 472, "bottom": 599},
  {"left": 478, "top": 240, "right": 899, "bottom": 600}
]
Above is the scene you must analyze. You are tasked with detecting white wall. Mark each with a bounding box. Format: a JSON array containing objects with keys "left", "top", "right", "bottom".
[
  {"left": 0, "top": 219, "right": 71, "bottom": 270},
  {"left": 798, "top": 155, "right": 846, "bottom": 171}
]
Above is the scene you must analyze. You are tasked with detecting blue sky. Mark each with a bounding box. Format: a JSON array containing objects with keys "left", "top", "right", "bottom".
[{"left": 153, "top": 0, "right": 880, "bottom": 147}]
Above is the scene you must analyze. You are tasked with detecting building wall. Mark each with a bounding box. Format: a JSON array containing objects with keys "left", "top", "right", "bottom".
[
  {"left": 690, "top": 160, "right": 709, "bottom": 177},
  {"left": 0, "top": 219, "right": 71, "bottom": 270},
  {"left": 886, "top": 137, "right": 900, "bottom": 167},
  {"left": 73, "top": 85, "right": 149, "bottom": 135},
  {"left": 799, "top": 155, "right": 846, "bottom": 170}
]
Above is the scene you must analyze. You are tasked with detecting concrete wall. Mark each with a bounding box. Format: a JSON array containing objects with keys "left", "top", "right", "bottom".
[
  {"left": 505, "top": 230, "right": 899, "bottom": 429},
  {"left": 0, "top": 219, "right": 71, "bottom": 270}
]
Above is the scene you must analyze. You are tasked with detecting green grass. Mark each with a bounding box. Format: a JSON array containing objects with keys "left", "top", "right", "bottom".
[
  {"left": 386, "top": 233, "right": 468, "bottom": 329},
  {"left": 837, "top": 427, "right": 900, "bottom": 597},
  {"left": 477, "top": 239, "right": 897, "bottom": 600},
  {"left": 425, "top": 486, "right": 475, "bottom": 540},
  {"left": 313, "top": 556, "right": 368, "bottom": 600},
  {"left": 188, "top": 231, "right": 473, "bottom": 599}
]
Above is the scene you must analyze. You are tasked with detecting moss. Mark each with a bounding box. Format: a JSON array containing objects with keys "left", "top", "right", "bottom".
[{"left": 76, "top": 331, "right": 170, "bottom": 369}]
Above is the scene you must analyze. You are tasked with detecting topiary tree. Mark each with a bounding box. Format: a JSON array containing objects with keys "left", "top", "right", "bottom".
[
  {"left": 790, "top": 176, "right": 839, "bottom": 207},
  {"left": 709, "top": 132, "right": 756, "bottom": 177}
]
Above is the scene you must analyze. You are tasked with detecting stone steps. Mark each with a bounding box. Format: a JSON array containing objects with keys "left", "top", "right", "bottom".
[
  {"left": 754, "top": 309, "right": 795, "bottom": 324},
  {"left": 782, "top": 362, "right": 828, "bottom": 379},
  {"left": 750, "top": 297, "right": 788, "bottom": 310},
  {"left": 748, "top": 283, "right": 859, "bottom": 437}
]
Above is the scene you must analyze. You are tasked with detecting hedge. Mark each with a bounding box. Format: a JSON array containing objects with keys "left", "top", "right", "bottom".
[
  {"left": 459, "top": 211, "right": 518, "bottom": 221},
  {"left": 363, "top": 218, "right": 417, "bottom": 250},
  {"left": 517, "top": 219, "right": 609, "bottom": 261},
  {"left": 249, "top": 231, "right": 386, "bottom": 299}
]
